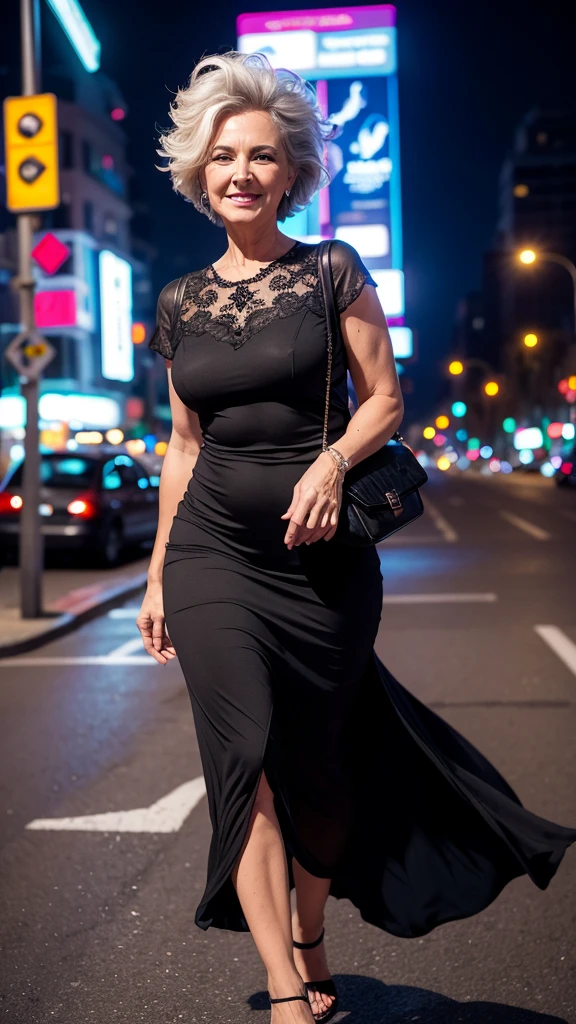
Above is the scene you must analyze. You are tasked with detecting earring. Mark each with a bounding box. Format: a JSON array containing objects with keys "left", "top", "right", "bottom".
[
  {"left": 285, "top": 189, "right": 291, "bottom": 197},
  {"left": 201, "top": 191, "right": 210, "bottom": 208}
]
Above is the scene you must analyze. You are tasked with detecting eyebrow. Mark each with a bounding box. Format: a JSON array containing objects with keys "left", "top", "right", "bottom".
[{"left": 210, "top": 144, "right": 278, "bottom": 155}]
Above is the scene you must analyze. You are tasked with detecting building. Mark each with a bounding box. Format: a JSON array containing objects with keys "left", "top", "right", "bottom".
[{"left": 0, "top": 7, "right": 157, "bottom": 465}]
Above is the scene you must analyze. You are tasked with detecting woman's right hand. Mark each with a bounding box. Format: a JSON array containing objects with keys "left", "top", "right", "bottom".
[{"left": 136, "top": 583, "right": 176, "bottom": 665}]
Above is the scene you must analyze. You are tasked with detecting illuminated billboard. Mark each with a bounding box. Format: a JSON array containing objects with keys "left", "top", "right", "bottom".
[
  {"left": 99, "top": 250, "right": 134, "bottom": 382},
  {"left": 238, "top": 5, "right": 411, "bottom": 358}
]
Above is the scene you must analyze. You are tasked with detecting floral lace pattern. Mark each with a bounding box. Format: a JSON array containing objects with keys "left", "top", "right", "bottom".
[
  {"left": 176, "top": 242, "right": 323, "bottom": 350},
  {"left": 149, "top": 240, "right": 376, "bottom": 359}
]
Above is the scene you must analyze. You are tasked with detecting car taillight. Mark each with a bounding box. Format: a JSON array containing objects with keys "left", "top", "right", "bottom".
[
  {"left": 67, "top": 495, "right": 98, "bottom": 518},
  {"left": 0, "top": 492, "right": 22, "bottom": 512}
]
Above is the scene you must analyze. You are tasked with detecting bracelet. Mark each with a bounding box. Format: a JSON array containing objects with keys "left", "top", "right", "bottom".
[{"left": 325, "top": 445, "right": 350, "bottom": 475}]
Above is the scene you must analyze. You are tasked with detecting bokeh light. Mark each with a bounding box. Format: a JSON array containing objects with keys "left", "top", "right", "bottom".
[
  {"left": 449, "top": 360, "right": 464, "bottom": 375},
  {"left": 489, "top": 458, "right": 501, "bottom": 472},
  {"left": 480, "top": 445, "right": 493, "bottom": 459},
  {"left": 125, "top": 438, "right": 146, "bottom": 455},
  {"left": 540, "top": 462, "right": 555, "bottom": 477},
  {"left": 423, "top": 426, "right": 436, "bottom": 439},
  {"left": 519, "top": 449, "right": 534, "bottom": 465},
  {"left": 452, "top": 401, "right": 467, "bottom": 417},
  {"left": 500, "top": 461, "right": 513, "bottom": 474},
  {"left": 562, "top": 423, "right": 575, "bottom": 440},
  {"left": 155, "top": 441, "right": 168, "bottom": 456},
  {"left": 437, "top": 456, "right": 451, "bottom": 471},
  {"left": 550, "top": 455, "right": 563, "bottom": 469},
  {"left": 435, "top": 415, "right": 450, "bottom": 429},
  {"left": 484, "top": 381, "right": 499, "bottom": 396},
  {"left": 519, "top": 249, "right": 536, "bottom": 264},
  {"left": 503, "top": 417, "right": 516, "bottom": 433},
  {"left": 523, "top": 333, "right": 538, "bottom": 348},
  {"left": 468, "top": 437, "right": 481, "bottom": 450},
  {"left": 105, "top": 428, "right": 124, "bottom": 444},
  {"left": 433, "top": 433, "right": 447, "bottom": 446},
  {"left": 466, "top": 449, "right": 480, "bottom": 461},
  {"left": 456, "top": 428, "right": 468, "bottom": 441}
]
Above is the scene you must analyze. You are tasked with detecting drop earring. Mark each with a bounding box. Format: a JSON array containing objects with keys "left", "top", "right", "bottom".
[
  {"left": 285, "top": 189, "right": 291, "bottom": 197},
  {"left": 201, "top": 191, "right": 210, "bottom": 208}
]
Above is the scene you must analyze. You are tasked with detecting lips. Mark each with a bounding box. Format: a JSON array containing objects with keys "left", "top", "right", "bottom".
[{"left": 227, "top": 193, "right": 261, "bottom": 204}]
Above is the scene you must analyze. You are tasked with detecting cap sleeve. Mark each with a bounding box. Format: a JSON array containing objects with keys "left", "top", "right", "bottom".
[
  {"left": 329, "top": 240, "right": 378, "bottom": 314},
  {"left": 148, "top": 277, "right": 182, "bottom": 360}
]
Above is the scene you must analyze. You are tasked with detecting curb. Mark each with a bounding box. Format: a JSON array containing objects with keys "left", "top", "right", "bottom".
[{"left": 0, "top": 571, "right": 148, "bottom": 659}]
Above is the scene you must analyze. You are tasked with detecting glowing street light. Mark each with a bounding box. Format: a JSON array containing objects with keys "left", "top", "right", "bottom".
[
  {"left": 523, "top": 333, "right": 538, "bottom": 348},
  {"left": 484, "top": 381, "right": 499, "bottom": 397},
  {"left": 448, "top": 360, "right": 464, "bottom": 375},
  {"left": 519, "top": 249, "right": 536, "bottom": 264},
  {"left": 518, "top": 249, "right": 576, "bottom": 333}
]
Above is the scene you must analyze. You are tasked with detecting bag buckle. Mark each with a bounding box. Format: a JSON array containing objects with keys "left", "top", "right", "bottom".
[{"left": 386, "top": 489, "right": 402, "bottom": 511}]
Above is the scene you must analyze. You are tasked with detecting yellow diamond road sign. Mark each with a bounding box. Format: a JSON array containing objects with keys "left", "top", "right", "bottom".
[{"left": 3, "top": 93, "right": 60, "bottom": 213}]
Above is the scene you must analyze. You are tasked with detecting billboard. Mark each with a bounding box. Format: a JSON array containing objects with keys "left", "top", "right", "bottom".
[
  {"left": 99, "top": 250, "right": 134, "bottom": 383},
  {"left": 238, "top": 5, "right": 411, "bottom": 357}
]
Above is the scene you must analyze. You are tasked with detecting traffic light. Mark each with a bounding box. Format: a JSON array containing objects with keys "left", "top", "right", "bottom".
[{"left": 3, "top": 93, "right": 60, "bottom": 212}]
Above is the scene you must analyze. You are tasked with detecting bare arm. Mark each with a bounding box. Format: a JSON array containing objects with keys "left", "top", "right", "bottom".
[
  {"left": 137, "top": 364, "right": 203, "bottom": 663},
  {"left": 282, "top": 284, "right": 403, "bottom": 548}
]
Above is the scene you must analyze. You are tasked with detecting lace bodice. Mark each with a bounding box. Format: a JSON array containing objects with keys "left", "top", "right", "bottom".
[{"left": 149, "top": 240, "right": 377, "bottom": 359}]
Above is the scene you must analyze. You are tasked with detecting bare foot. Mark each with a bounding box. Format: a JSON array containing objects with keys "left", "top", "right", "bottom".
[{"left": 291, "top": 915, "right": 336, "bottom": 1019}]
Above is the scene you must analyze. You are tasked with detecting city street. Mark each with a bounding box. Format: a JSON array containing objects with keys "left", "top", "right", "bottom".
[{"left": 1, "top": 470, "right": 575, "bottom": 1024}]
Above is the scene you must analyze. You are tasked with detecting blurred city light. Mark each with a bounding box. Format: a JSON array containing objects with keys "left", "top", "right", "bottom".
[
  {"left": 558, "top": 379, "right": 569, "bottom": 394},
  {"left": 105, "top": 428, "right": 124, "bottom": 444},
  {"left": 523, "top": 333, "right": 538, "bottom": 348},
  {"left": 155, "top": 441, "right": 168, "bottom": 456},
  {"left": 456, "top": 428, "right": 468, "bottom": 441},
  {"left": 10, "top": 443, "right": 25, "bottom": 461},
  {"left": 468, "top": 437, "right": 481, "bottom": 449},
  {"left": 437, "top": 456, "right": 451, "bottom": 471},
  {"left": 452, "top": 401, "right": 467, "bottom": 417},
  {"left": 562, "top": 423, "right": 575, "bottom": 440},
  {"left": 423, "top": 426, "right": 436, "bottom": 439},
  {"left": 514, "top": 426, "right": 544, "bottom": 450},
  {"left": 457, "top": 457, "right": 470, "bottom": 470},
  {"left": 111, "top": 107, "right": 125, "bottom": 121},
  {"left": 75, "top": 431, "right": 103, "bottom": 444},
  {"left": 540, "top": 462, "right": 556, "bottom": 477},
  {"left": 433, "top": 433, "right": 447, "bottom": 446},
  {"left": 466, "top": 449, "right": 480, "bottom": 461},
  {"left": 561, "top": 461, "right": 574, "bottom": 475},
  {"left": 514, "top": 184, "right": 530, "bottom": 198},
  {"left": 125, "top": 438, "right": 146, "bottom": 455},
  {"left": 500, "top": 461, "right": 513, "bottom": 474},
  {"left": 519, "top": 249, "right": 536, "bottom": 264},
  {"left": 547, "top": 422, "right": 564, "bottom": 439},
  {"left": 132, "top": 322, "right": 146, "bottom": 344},
  {"left": 569, "top": 375, "right": 576, "bottom": 390},
  {"left": 519, "top": 449, "right": 535, "bottom": 464},
  {"left": 551, "top": 455, "right": 563, "bottom": 469},
  {"left": 448, "top": 360, "right": 464, "bottom": 375},
  {"left": 10, "top": 494, "right": 23, "bottom": 509},
  {"left": 489, "top": 458, "right": 501, "bottom": 472},
  {"left": 480, "top": 445, "right": 494, "bottom": 458},
  {"left": 503, "top": 417, "right": 516, "bottom": 433},
  {"left": 435, "top": 415, "right": 450, "bottom": 429},
  {"left": 484, "top": 381, "right": 499, "bottom": 396}
]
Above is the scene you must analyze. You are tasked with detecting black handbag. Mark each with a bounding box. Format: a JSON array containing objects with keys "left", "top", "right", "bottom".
[{"left": 318, "top": 240, "right": 428, "bottom": 546}]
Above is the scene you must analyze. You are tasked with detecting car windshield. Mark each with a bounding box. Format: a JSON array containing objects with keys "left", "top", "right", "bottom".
[{"left": 9, "top": 456, "right": 99, "bottom": 490}]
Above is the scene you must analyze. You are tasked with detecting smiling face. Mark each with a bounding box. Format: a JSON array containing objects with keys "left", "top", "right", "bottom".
[{"left": 202, "top": 110, "right": 296, "bottom": 229}]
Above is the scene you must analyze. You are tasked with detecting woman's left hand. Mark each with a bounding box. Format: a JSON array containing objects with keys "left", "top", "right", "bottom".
[{"left": 281, "top": 452, "right": 343, "bottom": 549}]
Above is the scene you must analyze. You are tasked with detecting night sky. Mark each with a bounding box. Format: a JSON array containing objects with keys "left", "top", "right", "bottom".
[{"left": 2, "top": 0, "right": 574, "bottom": 416}]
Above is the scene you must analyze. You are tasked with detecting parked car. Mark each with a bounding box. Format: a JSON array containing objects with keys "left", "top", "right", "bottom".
[{"left": 0, "top": 449, "right": 160, "bottom": 565}]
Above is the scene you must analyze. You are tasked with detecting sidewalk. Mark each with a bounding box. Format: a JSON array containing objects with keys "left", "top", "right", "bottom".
[{"left": 0, "top": 558, "right": 149, "bottom": 657}]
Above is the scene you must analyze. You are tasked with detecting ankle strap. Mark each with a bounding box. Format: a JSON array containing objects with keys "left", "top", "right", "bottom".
[
  {"left": 293, "top": 926, "right": 325, "bottom": 950},
  {"left": 269, "top": 994, "right": 308, "bottom": 1004}
]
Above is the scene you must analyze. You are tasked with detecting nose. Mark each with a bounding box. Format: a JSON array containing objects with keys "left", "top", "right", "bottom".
[{"left": 232, "top": 155, "right": 253, "bottom": 187}]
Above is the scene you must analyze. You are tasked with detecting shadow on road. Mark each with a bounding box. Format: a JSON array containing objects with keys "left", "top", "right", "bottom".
[{"left": 249, "top": 975, "right": 569, "bottom": 1022}]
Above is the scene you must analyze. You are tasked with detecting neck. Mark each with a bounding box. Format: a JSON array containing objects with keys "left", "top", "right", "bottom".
[{"left": 220, "top": 224, "right": 295, "bottom": 269}]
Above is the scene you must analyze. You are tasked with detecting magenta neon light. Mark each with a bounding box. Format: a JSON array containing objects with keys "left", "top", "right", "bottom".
[{"left": 237, "top": 5, "right": 396, "bottom": 36}]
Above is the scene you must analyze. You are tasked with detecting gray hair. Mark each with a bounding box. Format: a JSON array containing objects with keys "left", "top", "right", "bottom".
[{"left": 155, "top": 51, "right": 337, "bottom": 226}]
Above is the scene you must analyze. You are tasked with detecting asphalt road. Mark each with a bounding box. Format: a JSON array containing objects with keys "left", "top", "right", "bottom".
[{"left": 1, "top": 469, "right": 575, "bottom": 1024}]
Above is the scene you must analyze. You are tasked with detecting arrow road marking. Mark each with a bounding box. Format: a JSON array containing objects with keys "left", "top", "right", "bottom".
[
  {"left": 499, "top": 509, "right": 551, "bottom": 540},
  {"left": 534, "top": 626, "right": 576, "bottom": 678},
  {"left": 26, "top": 776, "right": 207, "bottom": 833}
]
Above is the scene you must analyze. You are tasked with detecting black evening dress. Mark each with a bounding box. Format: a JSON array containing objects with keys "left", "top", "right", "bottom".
[{"left": 149, "top": 239, "right": 575, "bottom": 934}]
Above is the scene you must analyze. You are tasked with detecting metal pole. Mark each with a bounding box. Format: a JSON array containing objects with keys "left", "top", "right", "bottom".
[{"left": 18, "top": 0, "right": 43, "bottom": 618}]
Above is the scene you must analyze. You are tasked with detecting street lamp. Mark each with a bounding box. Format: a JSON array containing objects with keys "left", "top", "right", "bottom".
[
  {"left": 524, "top": 333, "right": 538, "bottom": 348},
  {"left": 518, "top": 249, "right": 576, "bottom": 331}
]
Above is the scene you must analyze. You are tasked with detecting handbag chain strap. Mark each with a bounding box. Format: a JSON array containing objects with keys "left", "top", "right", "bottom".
[{"left": 318, "top": 241, "right": 404, "bottom": 450}]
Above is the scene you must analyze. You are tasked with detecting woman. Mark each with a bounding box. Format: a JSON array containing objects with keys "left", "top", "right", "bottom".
[{"left": 138, "top": 52, "right": 575, "bottom": 1023}]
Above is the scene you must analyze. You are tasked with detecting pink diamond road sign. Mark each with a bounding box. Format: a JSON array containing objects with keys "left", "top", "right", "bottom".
[{"left": 31, "top": 232, "right": 71, "bottom": 275}]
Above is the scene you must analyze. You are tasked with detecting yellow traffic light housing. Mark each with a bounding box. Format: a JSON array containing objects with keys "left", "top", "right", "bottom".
[{"left": 3, "top": 93, "right": 60, "bottom": 212}]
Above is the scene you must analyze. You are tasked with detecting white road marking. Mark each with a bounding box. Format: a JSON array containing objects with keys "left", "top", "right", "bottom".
[
  {"left": 0, "top": 656, "right": 156, "bottom": 667},
  {"left": 382, "top": 592, "right": 497, "bottom": 604},
  {"left": 424, "top": 499, "right": 459, "bottom": 542},
  {"left": 26, "top": 776, "right": 207, "bottom": 833},
  {"left": 534, "top": 626, "right": 576, "bottom": 678},
  {"left": 499, "top": 509, "right": 551, "bottom": 540},
  {"left": 108, "top": 607, "right": 140, "bottom": 619},
  {"left": 107, "top": 636, "right": 143, "bottom": 658}
]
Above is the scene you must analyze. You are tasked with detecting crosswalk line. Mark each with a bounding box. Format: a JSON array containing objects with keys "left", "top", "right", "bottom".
[
  {"left": 499, "top": 509, "right": 551, "bottom": 540},
  {"left": 534, "top": 625, "right": 576, "bottom": 678},
  {"left": 423, "top": 499, "right": 459, "bottom": 542}
]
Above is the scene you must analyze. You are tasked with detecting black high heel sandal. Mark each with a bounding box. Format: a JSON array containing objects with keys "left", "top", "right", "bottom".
[
  {"left": 269, "top": 993, "right": 310, "bottom": 1012},
  {"left": 293, "top": 928, "right": 339, "bottom": 1023}
]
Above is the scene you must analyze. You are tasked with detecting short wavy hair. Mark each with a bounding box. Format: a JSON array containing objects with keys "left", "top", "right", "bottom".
[{"left": 155, "top": 51, "right": 338, "bottom": 226}]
